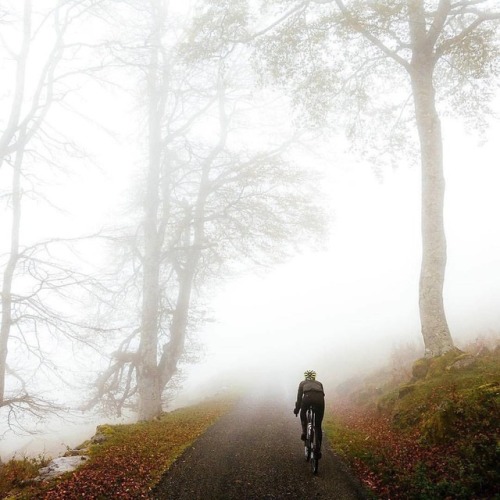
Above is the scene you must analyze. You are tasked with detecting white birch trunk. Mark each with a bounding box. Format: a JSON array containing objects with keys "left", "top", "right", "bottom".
[{"left": 408, "top": 0, "right": 454, "bottom": 357}]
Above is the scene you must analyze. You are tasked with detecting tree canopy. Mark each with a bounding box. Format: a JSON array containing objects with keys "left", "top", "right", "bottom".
[{"left": 252, "top": 0, "right": 500, "bottom": 356}]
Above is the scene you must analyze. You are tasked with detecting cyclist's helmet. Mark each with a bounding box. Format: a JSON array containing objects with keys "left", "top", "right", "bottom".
[{"left": 304, "top": 370, "right": 316, "bottom": 380}]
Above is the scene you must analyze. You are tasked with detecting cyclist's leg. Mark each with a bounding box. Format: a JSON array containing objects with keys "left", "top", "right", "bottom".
[
  {"left": 299, "top": 400, "right": 308, "bottom": 440},
  {"left": 315, "top": 401, "right": 325, "bottom": 450}
]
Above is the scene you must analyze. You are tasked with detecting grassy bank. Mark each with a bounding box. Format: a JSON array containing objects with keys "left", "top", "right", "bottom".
[
  {"left": 1, "top": 396, "right": 235, "bottom": 499},
  {"left": 325, "top": 347, "right": 499, "bottom": 499}
]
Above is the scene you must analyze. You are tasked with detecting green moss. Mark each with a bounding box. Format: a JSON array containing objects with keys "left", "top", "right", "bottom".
[
  {"left": 329, "top": 352, "right": 500, "bottom": 499},
  {"left": 376, "top": 388, "right": 399, "bottom": 414},
  {"left": 425, "top": 348, "right": 464, "bottom": 377},
  {"left": 420, "top": 399, "right": 455, "bottom": 443},
  {"left": 412, "top": 357, "right": 431, "bottom": 380},
  {"left": 391, "top": 355, "right": 499, "bottom": 433},
  {"left": 94, "top": 424, "right": 115, "bottom": 436}
]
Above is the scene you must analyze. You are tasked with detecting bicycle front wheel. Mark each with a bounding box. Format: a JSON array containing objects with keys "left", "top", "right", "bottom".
[
  {"left": 311, "top": 427, "right": 319, "bottom": 474},
  {"left": 311, "top": 450, "right": 319, "bottom": 474},
  {"left": 304, "top": 431, "right": 311, "bottom": 461}
]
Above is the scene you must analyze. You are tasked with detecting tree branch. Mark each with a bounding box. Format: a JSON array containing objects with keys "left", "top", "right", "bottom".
[
  {"left": 333, "top": 0, "right": 411, "bottom": 71},
  {"left": 436, "top": 10, "right": 500, "bottom": 58}
]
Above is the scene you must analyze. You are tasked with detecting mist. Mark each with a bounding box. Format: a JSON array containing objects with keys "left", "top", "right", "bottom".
[
  {"left": 178, "top": 124, "right": 500, "bottom": 396},
  {"left": 1, "top": 0, "right": 499, "bottom": 463}
]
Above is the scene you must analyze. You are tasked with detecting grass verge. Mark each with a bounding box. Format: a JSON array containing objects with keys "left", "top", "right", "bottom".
[
  {"left": 1, "top": 396, "right": 236, "bottom": 499},
  {"left": 324, "top": 349, "right": 499, "bottom": 499}
]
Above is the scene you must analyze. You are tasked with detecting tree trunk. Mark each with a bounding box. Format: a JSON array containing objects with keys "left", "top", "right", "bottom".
[
  {"left": 137, "top": 146, "right": 162, "bottom": 420},
  {"left": 0, "top": 4, "right": 31, "bottom": 394},
  {"left": 409, "top": 1, "right": 454, "bottom": 357},
  {"left": 0, "top": 0, "right": 31, "bottom": 169},
  {"left": 0, "top": 141, "right": 24, "bottom": 403},
  {"left": 137, "top": 5, "right": 164, "bottom": 420},
  {"left": 158, "top": 268, "right": 194, "bottom": 390}
]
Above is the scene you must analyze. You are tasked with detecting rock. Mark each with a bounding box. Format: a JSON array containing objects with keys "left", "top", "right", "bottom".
[
  {"left": 475, "top": 345, "right": 490, "bottom": 358},
  {"left": 398, "top": 384, "right": 415, "bottom": 398},
  {"left": 446, "top": 354, "right": 475, "bottom": 371},
  {"left": 36, "top": 456, "right": 89, "bottom": 480},
  {"left": 90, "top": 424, "right": 114, "bottom": 444},
  {"left": 63, "top": 448, "right": 86, "bottom": 457},
  {"left": 90, "top": 431, "right": 107, "bottom": 444},
  {"left": 411, "top": 358, "right": 430, "bottom": 380}
]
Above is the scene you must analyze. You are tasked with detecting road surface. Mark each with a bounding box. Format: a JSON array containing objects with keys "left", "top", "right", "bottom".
[{"left": 151, "top": 392, "right": 368, "bottom": 499}]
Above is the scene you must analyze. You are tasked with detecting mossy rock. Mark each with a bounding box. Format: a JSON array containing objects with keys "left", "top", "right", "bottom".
[
  {"left": 377, "top": 389, "right": 399, "bottom": 414},
  {"left": 398, "top": 383, "right": 416, "bottom": 398},
  {"left": 420, "top": 402, "right": 455, "bottom": 443},
  {"left": 446, "top": 353, "right": 476, "bottom": 371},
  {"left": 477, "top": 381, "right": 499, "bottom": 394},
  {"left": 95, "top": 424, "right": 116, "bottom": 435},
  {"left": 412, "top": 358, "right": 431, "bottom": 380},
  {"left": 426, "top": 349, "right": 464, "bottom": 377},
  {"left": 90, "top": 424, "right": 116, "bottom": 444}
]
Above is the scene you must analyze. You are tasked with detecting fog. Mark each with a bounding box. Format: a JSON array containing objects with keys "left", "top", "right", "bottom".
[
  {"left": 1, "top": 0, "right": 500, "bottom": 462},
  {"left": 177, "top": 123, "right": 500, "bottom": 403},
  {"left": 3, "top": 117, "right": 500, "bottom": 463}
]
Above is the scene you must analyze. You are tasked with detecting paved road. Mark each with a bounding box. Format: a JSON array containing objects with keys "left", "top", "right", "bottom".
[{"left": 151, "top": 392, "right": 368, "bottom": 499}]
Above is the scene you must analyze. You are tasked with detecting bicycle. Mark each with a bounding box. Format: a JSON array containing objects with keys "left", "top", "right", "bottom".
[{"left": 304, "top": 405, "right": 320, "bottom": 474}]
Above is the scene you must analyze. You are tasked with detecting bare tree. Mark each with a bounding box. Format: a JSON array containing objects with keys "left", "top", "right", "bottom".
[
  {"left": 0, "top": 0, "right": 111, "bottom": 424},
  {"left": 89, "top": 0, "right": 326, "bottom": 420},
  {"left": 252, "top": 0, "right": 500, "bottom": 357}
]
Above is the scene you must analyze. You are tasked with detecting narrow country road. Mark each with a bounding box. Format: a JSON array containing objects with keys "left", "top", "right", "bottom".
[{"left": 151, "top": 391, "right": 368, "bottom": 499}]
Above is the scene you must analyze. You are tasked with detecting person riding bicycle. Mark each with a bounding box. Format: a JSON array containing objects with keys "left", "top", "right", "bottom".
[{"left": 293, "top": 370, "right": 325, "bottom": 455}]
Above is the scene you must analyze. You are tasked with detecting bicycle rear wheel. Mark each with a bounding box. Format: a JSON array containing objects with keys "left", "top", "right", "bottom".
[
  {"left": 311, "top": 419, "right": 319, "bottom": 474},
  {"left": 311, "top": 449, "right": 319, "bottom": 474},
  {"left": 304, "top": 423, "right": 312, "bottom": 461}
]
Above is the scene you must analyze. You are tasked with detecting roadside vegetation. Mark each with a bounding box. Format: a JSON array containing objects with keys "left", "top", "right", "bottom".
[
  {"left": 1, "top": 396, "right": 235, "bottom": 499},
  {"left": 3, "top": 340, "right": 499, "bottom": 500},
  {"left": 325, "top": 338, "right": 500, "bottom": 499}
]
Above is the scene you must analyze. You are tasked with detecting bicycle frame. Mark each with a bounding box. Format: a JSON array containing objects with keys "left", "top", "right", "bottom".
[{"left": 304, "top": 405, "right": 319, "bottom": 474}]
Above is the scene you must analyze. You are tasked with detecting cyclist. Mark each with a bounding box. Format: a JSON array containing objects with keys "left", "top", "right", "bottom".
[{"left": 293, "top": 370, "right": 325, "bottom": 456}]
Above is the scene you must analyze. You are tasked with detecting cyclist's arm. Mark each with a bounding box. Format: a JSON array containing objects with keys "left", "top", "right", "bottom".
[{"left": 295, "top": 381, "right": 304, "bottom": 411}]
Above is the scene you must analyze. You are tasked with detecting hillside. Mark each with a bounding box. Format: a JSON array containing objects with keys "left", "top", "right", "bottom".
[{"left": 325, "top": 342, "right": 500, "bottom": 499}]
